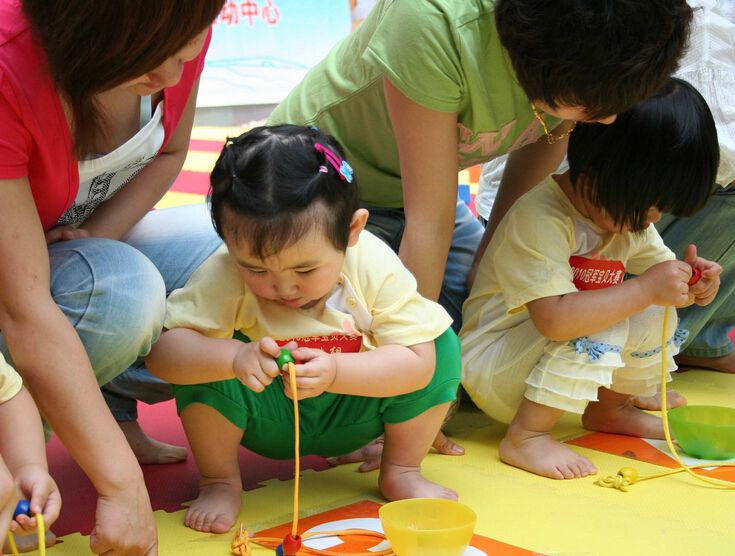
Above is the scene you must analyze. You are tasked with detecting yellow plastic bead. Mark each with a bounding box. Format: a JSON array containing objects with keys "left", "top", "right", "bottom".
[{"left": 618, "top": 467, "right": 638, "bottom": 484}]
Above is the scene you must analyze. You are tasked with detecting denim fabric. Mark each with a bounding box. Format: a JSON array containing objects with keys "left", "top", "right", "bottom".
[
  {"left": 656, "top": 186, "right": 735, "bottom": 357},
  {"left": 101, "top": 204, "right": 223, "bottom": 419},
  {"left": 363, "top": 198, "right": 484, "bottom": 332},
  {"left": 0, "top": 204, "right": 222, "bottom": 422}
]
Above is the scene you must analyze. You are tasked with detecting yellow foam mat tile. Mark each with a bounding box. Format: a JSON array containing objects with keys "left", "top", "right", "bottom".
[
  {"left": 154, "top": 193, "right": 205, "bottom": 210},
  {"left": 27, "top": 370, "right": 735, "bottom": 555},
  {"left": 190, "top": 126, "right": 254, "bottom": 142},
  {"left": 183, "top": 150, "right": 220, "bottom": 174}
]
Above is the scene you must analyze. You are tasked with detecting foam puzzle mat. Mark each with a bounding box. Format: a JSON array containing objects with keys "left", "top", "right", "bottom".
[{"left": 17, "top": 370, "right": 735, "bottom": 556}]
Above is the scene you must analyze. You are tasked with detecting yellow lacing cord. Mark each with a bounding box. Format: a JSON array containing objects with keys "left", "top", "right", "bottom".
[
  {"left": 233, "top": 360, "right": 394, "bottom": 555},
  {"left": 7, "top": 512, "right": 45, "bottom": 556},
  {"left": 289, "top": 361, "right": 301, "bottom": 539},
  {"left": 596, "top": 305, "right": 735, "bottom": 491}
]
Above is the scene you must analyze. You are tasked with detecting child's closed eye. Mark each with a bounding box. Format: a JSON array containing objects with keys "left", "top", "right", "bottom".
[{"left": 242, "top": 266, "right": 267, "bottom": 275}]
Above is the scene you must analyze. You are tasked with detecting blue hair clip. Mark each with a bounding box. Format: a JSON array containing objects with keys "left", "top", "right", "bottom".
[{"left": 339, "top": 161, "right": 354, "bottom": 183}]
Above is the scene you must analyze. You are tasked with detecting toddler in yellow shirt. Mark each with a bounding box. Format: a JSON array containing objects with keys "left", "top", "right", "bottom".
[
  {"left": 461, "top": 78, "right": 722, "bottom": 480},
  {"left": 146, "top": 124, "right": 461, "bottom": 533}
]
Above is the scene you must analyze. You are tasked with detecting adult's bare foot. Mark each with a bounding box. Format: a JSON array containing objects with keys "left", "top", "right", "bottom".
[
  {"left": 432, "top": 430, "right": 465, "bottom": 455},
  {"left": 326, "top": 431, "right": 464, "bottom": 472},
  {"left": 582, "top": 398, "right": 664, "bottom": 439},
  {"left": 676, "top": 351, "right": 735, "bottom": 373},
  {"left": 326, "top": 437, "right": 384, "bottom": 472},
  {"left": 118, "top": 420, "right": 187, "bottom": 465}
]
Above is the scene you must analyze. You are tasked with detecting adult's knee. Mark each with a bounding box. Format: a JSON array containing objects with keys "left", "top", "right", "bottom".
[{"left": 49, "top": 238, "right": 166, "bottom": 382}]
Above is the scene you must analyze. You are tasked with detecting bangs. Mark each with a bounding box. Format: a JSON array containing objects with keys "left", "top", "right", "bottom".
[{"left": 568, "top": 78, "right": 719, "bottom": 231}]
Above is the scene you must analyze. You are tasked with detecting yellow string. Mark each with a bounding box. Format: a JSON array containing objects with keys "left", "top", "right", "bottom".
[
  {"left": 596, "top": 306, "right": 735, "bottom": 490},
  {"left": 6, "top": 531, "right": 18, "bottom": 556},
  {"left": 287, "top": 361, "right": 301, "bottom": 539},
  {"left": 234, "top": 359, "right": 395, "bottom": 555},
  {"left": 657, "top": 306, "right": 735, "bottom": 488},
  {"left": 6, "top": 512, "right": 45, "bottom": 556}
]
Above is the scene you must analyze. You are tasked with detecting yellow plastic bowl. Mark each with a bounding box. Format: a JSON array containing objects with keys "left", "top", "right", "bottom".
[
  {"left": 379, "top": 499, "right": 476, "bottom": 556},
  {"left": 668, "top": 405, "right": 735, "bottom": 460}
]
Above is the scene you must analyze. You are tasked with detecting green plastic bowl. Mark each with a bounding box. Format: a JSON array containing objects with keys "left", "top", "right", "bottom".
[{"left": 668, "top": 405, "right": 735, "bottom": 460}]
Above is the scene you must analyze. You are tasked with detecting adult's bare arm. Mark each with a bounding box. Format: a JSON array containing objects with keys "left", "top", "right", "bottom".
[
  {"left": 77, "top": 79, "right": 200, "bottom": 241},
  {"left": 468, "top": 125, "right": 571, "bottom": 289},
  {"left": 383, "top": 80, "right": 466, "bottom": 456},
  {"left": 0, "top": 178, "right": 156, "bottom": 555},
  {"left": 384, "top": 78, "right": 459, "bottom": 301}
]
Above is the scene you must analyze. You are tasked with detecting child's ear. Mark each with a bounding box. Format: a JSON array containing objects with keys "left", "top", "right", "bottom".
[{"left": 347, "top": 208, "right": 369, "bottom": 247}]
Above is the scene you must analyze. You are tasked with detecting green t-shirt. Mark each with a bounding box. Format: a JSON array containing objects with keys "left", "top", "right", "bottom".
[{"left": 268, "top": 0, "right": 557, "bottom": 208}]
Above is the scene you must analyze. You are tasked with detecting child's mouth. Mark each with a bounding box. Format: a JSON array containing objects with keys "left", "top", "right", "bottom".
[{"left": 280, "top": 297, "right": 303, "bottom": 308}]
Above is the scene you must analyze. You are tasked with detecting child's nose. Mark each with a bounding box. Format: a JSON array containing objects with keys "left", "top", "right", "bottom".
[{"left": 274, "top": 278, "right": 297, "bottom": 297}]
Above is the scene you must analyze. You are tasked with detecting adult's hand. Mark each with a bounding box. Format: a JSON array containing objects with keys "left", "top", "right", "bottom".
[
  {"left": 44, "top": 225, "right": 91, "bottom": 244},
  {"left": 90, "top": 480, "right": 157, "bottom": 556}
]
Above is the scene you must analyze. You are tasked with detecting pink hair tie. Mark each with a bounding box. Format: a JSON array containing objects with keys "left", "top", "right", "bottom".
[{"left": 314, "top": 143, "right": 353, "bottom": 182}]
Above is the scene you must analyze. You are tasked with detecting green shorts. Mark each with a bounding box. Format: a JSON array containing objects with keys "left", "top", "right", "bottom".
[{"left": 173, "top": 328, "right": 460, "bottom": 459}]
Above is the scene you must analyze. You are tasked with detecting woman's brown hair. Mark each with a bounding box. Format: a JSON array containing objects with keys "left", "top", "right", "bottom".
[{"left": 22, "top": 0, "right": 225, "bottom": 156}]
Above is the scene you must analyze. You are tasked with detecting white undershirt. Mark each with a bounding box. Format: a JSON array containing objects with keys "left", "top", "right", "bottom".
[{"left": 58, "top": 96, "right": 165, "bottom": 226}]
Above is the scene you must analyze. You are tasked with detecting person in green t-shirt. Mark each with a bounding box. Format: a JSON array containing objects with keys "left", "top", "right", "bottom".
[{"left": 268, "top": 0, "right": 693, "bottom": 463}]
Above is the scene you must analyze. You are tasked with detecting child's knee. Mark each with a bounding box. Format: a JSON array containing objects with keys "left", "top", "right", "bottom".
[{"left": 627, "top": 305, "right": 680, "bottom": 352}]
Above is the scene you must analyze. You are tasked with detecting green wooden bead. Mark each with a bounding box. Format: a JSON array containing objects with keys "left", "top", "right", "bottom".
[{"left": 275, "top": 349, "right": 295, "bottom": 368}]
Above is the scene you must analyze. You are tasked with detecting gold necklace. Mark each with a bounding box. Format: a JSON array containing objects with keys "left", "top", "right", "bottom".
[{"left": 530, "top": 102, "right": 577, "bottom": 145}]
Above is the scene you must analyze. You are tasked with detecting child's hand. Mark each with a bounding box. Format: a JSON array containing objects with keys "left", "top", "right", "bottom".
[
  {"left": 684, "top": 244, "right": 721, "bottom": 306},
  {"left": 639, "top": 259, "right": 692, "bottom": 307},
  {"left": 11, "top": 465, "right": 61, "bottom": 533},
  {"left": 282, "top": 347, "right": 337, "bottom": 400},
  {"left": 233, "top": 337, "right": 294, "bottom": 392}
]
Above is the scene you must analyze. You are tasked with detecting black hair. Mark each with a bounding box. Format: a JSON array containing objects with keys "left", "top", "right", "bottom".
[
  {"left": 495, "top": 0, "right": 693, "bottom": 118},
  {"left": 210, "top": 124, "right": 359, "bottom": 259},
  {"left": 567, "top": 78, "right": 719, "bottom": 231}
]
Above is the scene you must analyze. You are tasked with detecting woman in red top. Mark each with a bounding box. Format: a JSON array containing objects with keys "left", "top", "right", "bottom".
[{"left": 0, "top": 1, "right": 224, "bottom": 553}]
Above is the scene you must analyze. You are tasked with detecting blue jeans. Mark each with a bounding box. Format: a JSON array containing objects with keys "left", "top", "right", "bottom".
[
  {"left": 656, "top": 186, "right": 735, "bottom": 358},
  {"left": 363, "top": 198, "right": 484, "bottom": 332},
  {"left": 0, "top": 204, "right": 222, "bottom": 422}
]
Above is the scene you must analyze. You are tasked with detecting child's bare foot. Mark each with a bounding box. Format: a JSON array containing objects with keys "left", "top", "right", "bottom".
[
  {"left": 583, "top": 392, "right": 664, "bottom": 439},
  {"left": 632, "top": 388, "right": 687, "bottom": 411},
  {"left": 184, "top": 477, "right": 242, "bottom": 533},
  {"left": 379, "top": 464, "right": 458, "bottom": 501},
  {"left": 499, "top": 423, "right": 597, "bottom": 480},
  {"left": 676, "top": 351, "right": 735, "bottom": 373},
  {"left": 3, "top": 529, "right": 56, "bottom": 553},
  {"left": 118, "top": 420, "right": 187, "bottom": 465}
]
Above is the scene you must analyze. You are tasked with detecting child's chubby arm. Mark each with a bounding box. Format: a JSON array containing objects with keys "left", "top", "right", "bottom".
[
  {"left": 146, "top": 328, "right": 288, "bottom": 390},
  {"left": 283, "top": 341, "right": 435, "bottom": 400},
  {"left": 0, "top": 387, "right": 61, "bottom": 534},
  {"left": 527, "top": 259, "right": 694, "bottom": 342}
]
